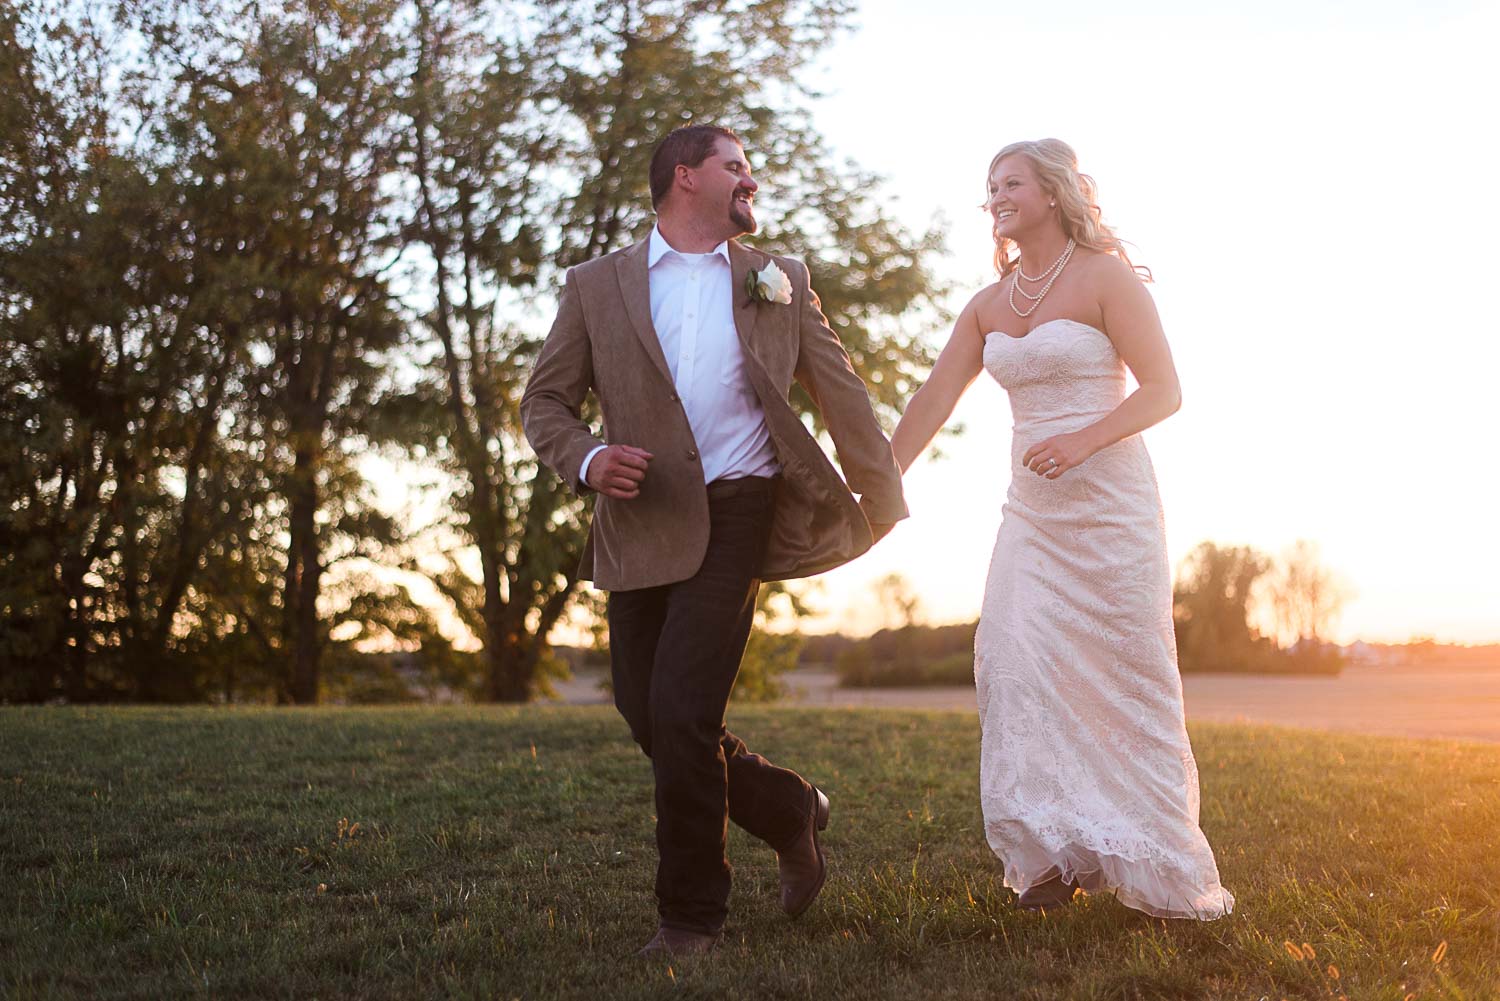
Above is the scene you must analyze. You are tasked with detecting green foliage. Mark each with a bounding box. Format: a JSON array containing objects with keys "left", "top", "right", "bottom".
[
  {"left": 828, "top": 620, "right": 976, "bottom": 688},
  {"left": 730, "top": 583, "right": 811, "bottom": 702},
  {"left": 0, "top": 0, "right": 949, "bottom": 704},
  {"left": 735, "top": 628, "right": 804, "bottom": 702},
  {"left": 0, "top": 0, "right": 442, "bottom": 702},
  {"left": 838, "top": 648, "right": 974, "bottom": 688},
  {"left": 541, "top": 0, "right": 950, "bottom": 429},
  {"left": 2, "top": 706, "right": 1497, "bottom": 998},
  {"left": 393, "top": 0, "right": 950, "bottom": 701}
]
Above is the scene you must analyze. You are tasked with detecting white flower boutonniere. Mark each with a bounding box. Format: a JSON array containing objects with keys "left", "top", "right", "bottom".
[{"left": 746, "top": 261, "right": 793, "bottom": 305}]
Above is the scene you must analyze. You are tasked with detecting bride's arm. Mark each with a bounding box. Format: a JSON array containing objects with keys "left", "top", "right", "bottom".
[
  {"left": 1087, "top": 259, "right": 1182, "bottom": 444},
  {"left": 1021, "top": 259, "right": 1181, "bottom": 477},
  {"left": 890, "top": 296, "right": 988, "bottom": 473}
]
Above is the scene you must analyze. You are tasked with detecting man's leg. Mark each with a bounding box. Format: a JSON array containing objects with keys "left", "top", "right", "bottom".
[
  {"left": 648, "top": 478, "right": 810, "bottom": 934},
  {"left": 607, "top": 585, "right": 668, "bottom": 758},
  {"left": 722, "top": 729, "right": 809, "bottom": 849},
  {"left": 611, "top": 587, "right": 808, "bottom": 846}
]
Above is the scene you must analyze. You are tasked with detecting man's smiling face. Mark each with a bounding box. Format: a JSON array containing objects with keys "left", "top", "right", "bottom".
[{"left": 689, "top": 137, "right": 759, "bottom": 238}]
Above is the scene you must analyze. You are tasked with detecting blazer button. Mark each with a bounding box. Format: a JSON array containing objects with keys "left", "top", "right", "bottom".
[
  {"left": 669, "top": 392, "right": 680, "bottom": 403},
  {"left": 687, "top": 448, "right": 699, "bottom": 461}
]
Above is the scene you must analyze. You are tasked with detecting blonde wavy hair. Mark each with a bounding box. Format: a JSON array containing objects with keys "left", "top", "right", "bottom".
[{"left": 984, "top": 138, "right": 1149, "bottom": 281}]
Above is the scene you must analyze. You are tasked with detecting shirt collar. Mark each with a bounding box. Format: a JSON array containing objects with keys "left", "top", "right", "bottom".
[{"left": 648, "top": 225, "right": 730, "bottom": 268}]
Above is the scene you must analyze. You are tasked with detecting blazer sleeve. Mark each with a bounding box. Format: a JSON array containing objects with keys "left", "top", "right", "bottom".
[
  {"left": 520, "top": 268, "right": 606, "bottom": 494},
  {"left": 788, "top": 258, "right": 910, "bottom": 525}
]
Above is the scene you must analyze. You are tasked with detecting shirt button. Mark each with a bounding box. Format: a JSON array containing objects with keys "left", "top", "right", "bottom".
[{"left": 687, "top": 449, "right": 699, "bottom": 461}]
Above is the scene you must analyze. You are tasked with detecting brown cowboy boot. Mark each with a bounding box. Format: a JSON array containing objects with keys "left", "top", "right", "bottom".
[{"left": 778, "top": 785, "right": 831, "bottom": 918}]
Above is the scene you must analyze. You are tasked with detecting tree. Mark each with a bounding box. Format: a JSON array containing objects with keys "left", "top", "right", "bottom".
[
  {"left": 1172, "top": 540, "right": 1344, "bottom": 675},
  {"left": 1, "top": 0, "right": 441, "bottom": 703},
  {"left": 874, "top": 572, "right": 922, "bottom": 631},
  {"left": 395, "top": 0, "right": 582, "bottom": 702},
  {"left": 1172, "top": 541, "right": 1279, "bottom": 673},
  {"left": 148, "top": 0, "right": 416, "bottom": 703},
  {"left": 1, "top": 0, "right": 951, "bottom": 704},
  {"left": 1263, "top": 539, "right": 1351, "bottom": 647},
  {"left": 0, "top": 2, "right": 258, "bottom": 701},
  {"left": 732, "top": 583, "right": 819, "bottom": 702},
  {"left": 398, "top": 0, "right": 950, "bottom": 701}
]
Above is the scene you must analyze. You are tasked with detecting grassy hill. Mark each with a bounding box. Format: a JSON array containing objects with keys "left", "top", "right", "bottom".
[{"left": 2, "top": 706, "right": 1496, "bottom": 999}]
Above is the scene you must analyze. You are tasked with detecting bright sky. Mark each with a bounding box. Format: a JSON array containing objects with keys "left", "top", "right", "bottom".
[{"left": 782, "top": 0, "right": 1500, "bottom": 643}]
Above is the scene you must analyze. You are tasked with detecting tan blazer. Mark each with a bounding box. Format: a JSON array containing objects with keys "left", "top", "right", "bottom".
[{"left": 521, "top": 236, "right": 908, "bottom": 592}]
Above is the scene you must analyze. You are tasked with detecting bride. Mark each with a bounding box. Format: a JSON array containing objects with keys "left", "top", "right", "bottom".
[{"left": 890, "top": 139, "right": 1234, "bottom": 919}]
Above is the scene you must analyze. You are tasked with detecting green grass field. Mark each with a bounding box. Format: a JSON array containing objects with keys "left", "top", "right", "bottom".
[{"left": 2, "top": 706, "right": 1497, "bottom": 1000}]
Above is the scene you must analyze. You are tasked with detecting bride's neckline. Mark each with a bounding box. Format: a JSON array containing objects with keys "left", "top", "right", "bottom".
[{"left": 987, "top": 318, "right": 1106, "bottom": 341}]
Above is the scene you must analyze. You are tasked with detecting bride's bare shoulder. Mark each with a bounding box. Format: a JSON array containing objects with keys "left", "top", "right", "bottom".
[
  {"left": 970, "top": 280, "right": 1007, "bottom": 305},
  {"left": 964, "top": 280, "right": 1007, "bottom": 331},
  {"left": 1077, "top": 249, "right": 1145, "bottom": 286}
]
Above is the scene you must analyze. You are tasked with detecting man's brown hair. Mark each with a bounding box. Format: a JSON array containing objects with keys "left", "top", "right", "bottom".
[{"left": 648, "top": 124, "right": 741, "bottom": 209}]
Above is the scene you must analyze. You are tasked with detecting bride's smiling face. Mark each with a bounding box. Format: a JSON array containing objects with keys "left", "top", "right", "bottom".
[{"left": 987, "top": 155, "right": 1053, "bottom": 237}]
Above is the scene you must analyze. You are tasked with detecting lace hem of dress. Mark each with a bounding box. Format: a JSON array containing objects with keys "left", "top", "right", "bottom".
[{"left": 986, "top": 818, "right": 1235, "bottom": 920}]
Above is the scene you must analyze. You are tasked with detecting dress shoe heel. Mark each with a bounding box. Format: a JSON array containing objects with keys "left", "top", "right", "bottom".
[{"left": 1017, "top": 871, "right": 1079, "bottom": 913}]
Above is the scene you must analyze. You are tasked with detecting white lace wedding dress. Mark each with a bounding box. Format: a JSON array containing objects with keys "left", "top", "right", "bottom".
[{"left": 977, "top": 318, "right": 1234, "bottom": 919}]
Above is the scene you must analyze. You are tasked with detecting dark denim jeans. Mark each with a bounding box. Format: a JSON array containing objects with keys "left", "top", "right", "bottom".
[{"left": 607, "top": 476, "right": 812, "bottom": 934}]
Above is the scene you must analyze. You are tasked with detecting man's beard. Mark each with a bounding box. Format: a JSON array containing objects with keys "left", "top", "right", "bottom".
[{"left": 729, "top": 198, "right": 756, "bottom": 235}]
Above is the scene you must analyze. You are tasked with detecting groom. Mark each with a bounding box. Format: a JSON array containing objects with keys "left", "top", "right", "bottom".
[{"left": 521, "top": 124, "right": 907, "bottom": 956}]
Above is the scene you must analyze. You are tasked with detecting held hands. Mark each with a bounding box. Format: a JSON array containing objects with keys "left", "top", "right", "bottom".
[
  {"left": 1022, "top": 430, "right": 1098, "bottom": 480},
  {"left": 586, "top": 445, "right": 653, "bottom": 499},
  {"left": 859, "top": 495, "right": 896, "bottom": 544}
]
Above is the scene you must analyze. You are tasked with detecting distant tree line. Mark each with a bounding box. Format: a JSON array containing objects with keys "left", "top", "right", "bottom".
[
  {"left": 820, "top": 541, "right": 1350, "bottom": 687},
  {"left": 1357, "top": 640, "right": 1500, "bottom": 667},
  {"left": 0, "top": 0, "right": 948, "bottom": 704},
  {"left": 1173, "top": 540, "right": 1349, "bottom": 675}
]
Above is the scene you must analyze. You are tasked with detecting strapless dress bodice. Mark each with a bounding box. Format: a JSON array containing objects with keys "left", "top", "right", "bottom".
[{"left": 983, "top": 319, "right": 1126, "bottom": 433}]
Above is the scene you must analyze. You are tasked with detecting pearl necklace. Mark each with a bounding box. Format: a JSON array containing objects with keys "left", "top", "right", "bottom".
[
  {"left": 1017, "top": 239, "right": 1075, "bottom": 284},
  {"left": 1008, "top": 239, "right": 1076, "bottom": 318}
]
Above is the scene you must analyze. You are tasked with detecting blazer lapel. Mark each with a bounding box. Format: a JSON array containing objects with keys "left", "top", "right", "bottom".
[
  {"left": 729, "top": 240, "right": 763, "bottom": 358},
  {"left": 615, "top": 238, "right": 674, "bottom": 386}
]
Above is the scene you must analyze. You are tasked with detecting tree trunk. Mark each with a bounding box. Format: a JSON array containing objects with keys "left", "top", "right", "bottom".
[
  {"left": 286, "top": 435, "right": 322, "bottom": 704},
  {"left": 484, "top": 612, "right": 529, "bottom": 703},
  {"left": 61, "top": 564, "right": 90, "bottom": 702},
  {"left": 410, "top": 25, "right": 524, "bottom": 703}
]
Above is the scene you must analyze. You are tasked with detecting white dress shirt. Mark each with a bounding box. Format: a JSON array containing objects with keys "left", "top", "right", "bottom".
[{"left": 580, "top": 226, "right": 781, "bottom": 487}]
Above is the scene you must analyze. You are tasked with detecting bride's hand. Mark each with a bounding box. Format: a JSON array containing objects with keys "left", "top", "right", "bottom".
[{"left": 1023, "top": 431, "right": 1098, "bottom": 479}]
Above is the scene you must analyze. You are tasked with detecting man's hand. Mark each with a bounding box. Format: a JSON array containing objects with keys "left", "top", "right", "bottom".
[{"left": 586, "top": 445, "right": 654, "bottom": 500}]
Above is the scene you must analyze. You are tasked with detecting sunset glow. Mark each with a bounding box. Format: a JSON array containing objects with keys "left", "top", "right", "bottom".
[{"left": 785, "top": 0, "right": 1500, "bottom": 643}]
